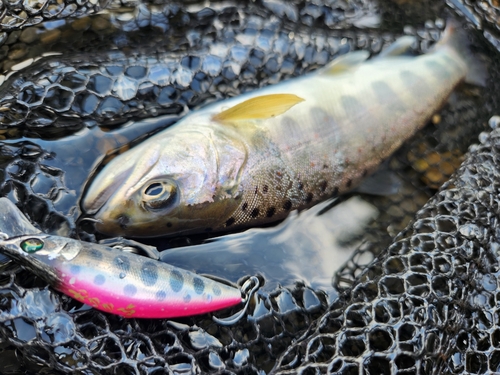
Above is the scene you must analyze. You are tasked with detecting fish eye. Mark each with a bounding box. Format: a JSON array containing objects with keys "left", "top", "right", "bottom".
[
  {"left": 142, "top": 180, "right": 178, "bottom": 211},
  {"left": 20, "top": 238, "right": 44, "bottom": 253}
]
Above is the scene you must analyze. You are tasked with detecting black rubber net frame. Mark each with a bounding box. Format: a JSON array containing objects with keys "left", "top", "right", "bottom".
[{"left": 0, "top": 0, "right": 499, "bottom": 374}]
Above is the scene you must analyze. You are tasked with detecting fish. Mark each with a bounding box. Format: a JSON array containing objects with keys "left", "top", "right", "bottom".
[
  {"left": 83, "top": 21, "right": 485, "bottom": 238},
  {"left": 0, "top": 233, "right": 243, "bottom": 318}
]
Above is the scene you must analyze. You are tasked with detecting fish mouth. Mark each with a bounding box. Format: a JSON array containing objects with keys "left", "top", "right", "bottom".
[
  {"left": 82, "top": 165, "right": 133, "bottom": 215},
  {"left": 92, "top": 213, "right": 148, "bottom": 237},
  {"left": 82, "top": 144, "right": 161, "bottom": 216},
  {"left": 87, "top": 207, "right": 132, "bottom": 237}
]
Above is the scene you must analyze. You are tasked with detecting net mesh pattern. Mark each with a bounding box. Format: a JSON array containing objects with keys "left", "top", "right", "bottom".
[
  {"left": 0, "top": 0, "right": 498, "bottom": 374},
  {"left": 0, "top": 0, "right": 388, "bottom": 138},
  {"left": 0, "top": 0, "right": 109, "bottom": 30},
  {"left": 274, "top": 123, "right": 500, "bottom": 374}
]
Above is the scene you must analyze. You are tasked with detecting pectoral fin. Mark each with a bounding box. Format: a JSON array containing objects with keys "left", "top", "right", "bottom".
[{"left": 212, "top": 94, "right": 304, "bottom": 123}]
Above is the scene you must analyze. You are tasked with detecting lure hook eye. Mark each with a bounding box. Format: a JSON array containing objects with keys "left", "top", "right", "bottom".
[{"left": 142, "top": 180, "right": 178, "bottom": 211}]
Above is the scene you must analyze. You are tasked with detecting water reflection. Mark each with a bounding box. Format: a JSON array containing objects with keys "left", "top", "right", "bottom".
[{"left": 160, "top": 196, "right": 378, "bottom": 298}]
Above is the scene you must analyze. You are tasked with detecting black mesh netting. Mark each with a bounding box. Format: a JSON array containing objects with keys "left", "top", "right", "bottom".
[
  {"left": 274, "top": 118, "right": 500, "bottom": 374},
  {"left": 0, "top": 0, "right": 500, "bottom": 374}
]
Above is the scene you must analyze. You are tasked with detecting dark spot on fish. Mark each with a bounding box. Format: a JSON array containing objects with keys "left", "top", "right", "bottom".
[
  {"left": 333, "top": 187, "right": 339, "bottom": 196},
  {"left": 263, "top": 185, "right": 269, "bottom": 194},
  {"left": 213, "top": 285, "right": 222, "bottom": 296},
  {"left": 117, "top": 215, "right": 129, "bottom": 229},
  {"left": 441, "top": 55, "right": 462, "bottom": 73},
  {"left": 400, "top": 70, "right": 419, "bottom": 85},
  {"left": 141, "top": 261, "right": 158, "bottom": 286},
  {"left": 320, "top": 181, "right": 328, "bottom": 192},
  {"left": 254, "top": 186, "right": 258, "bottom": 194},
  {"left": 298, "top": 182, "right": 304, "bottom": 190},
  {"left": 123, "top": 284, "right": 137, "bottom": 297},
  {"left": 183, "top": 294, "right": 191, "bottom": 303},
  {"left": 225, "top": 217, "right": 235, "bottom": 227},
  {"left": 306, "top": 192, "right": 314, "bottom": 203},
  {"left": 323, "top": 164, "right": 328, "bottom": 169},
  {"left": 167, "top": 222, "right": 172, "bottom": 228},
  {"left": 156, "top": 290, "right": 167, "bottom": 301},
  {"left": 193, "top": 277, "right": 205, "bottom": 294},
  {"left": 372, "top": 81, "right": 400, "bottom": 107},
  {"left": 242, "top": 202, "right": 248, "bottom": 211},
  {"left": 114, "top": 256, "right": 131, "bottom": 272},
  {"left": 399, "top": 70, "right": 428, "bottom": 98},
  {"left": 251, "top": 208, "right": 260, "bottom": 218},
  {"left": 283, "top": 200, "right": 292, "bottom": 210},
  {"left": 170, "top": 270, "right": 184, "bottom": 293},
  {"left": 93, "top": 274, "right": 105, "bottom": 286},
  {"left": 346, "top": 179, "right": 352, "bottom": 188},
  {"left": 362, "top": 169, "right": 368, "bottom": 177},
  {"left": 266, "top": 207, "right": 276, "bottom": 217},
  {"left": 89, "top": 249, "right": 103, "bottom": 260},
  {"left": 70, "top": 265, "right": 81, "bottom": 275},
  {"left": 426, "top": 60, "right": 453, "bottom": 80},
  {"left": 340, "top": 95, "right": 362, "bottom": 112}
]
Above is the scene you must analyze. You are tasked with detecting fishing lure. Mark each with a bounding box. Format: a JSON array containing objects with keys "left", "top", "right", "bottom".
[
  {"left": 83, "top": 21, "right": 485, "bottom": 238},
  {"left": 0, "top": 233, "right": 256, "bottom": 319}
]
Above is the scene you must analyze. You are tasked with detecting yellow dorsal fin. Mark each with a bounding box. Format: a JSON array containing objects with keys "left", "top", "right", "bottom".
[
  {"left": 320, "top": 50, "right": 370, "bottom": 75},
  {"left": 213, "top": 94, "right": 304, "bottom": 123}
]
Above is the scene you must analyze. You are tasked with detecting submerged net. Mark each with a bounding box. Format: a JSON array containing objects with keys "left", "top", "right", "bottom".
[
  {"left": 275, "top": 118, "right": 500, "bottom": 374},
  {"left": 0, "top": 0, "right": 499, "bottom": 374}
]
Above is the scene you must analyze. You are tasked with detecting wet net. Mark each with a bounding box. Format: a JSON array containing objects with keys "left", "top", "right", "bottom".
[{"left": 0, "top": 0, "right": 499, "bottom": 374}]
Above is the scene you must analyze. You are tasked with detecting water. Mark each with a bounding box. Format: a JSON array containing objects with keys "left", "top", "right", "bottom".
[{"left": 160, "top": 196, "right": 378, "bottom": 297}]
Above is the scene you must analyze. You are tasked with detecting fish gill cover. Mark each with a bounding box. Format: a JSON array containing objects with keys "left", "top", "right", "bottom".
[{"left": 0, "top": 0, "right": 499, "bottom": 374}]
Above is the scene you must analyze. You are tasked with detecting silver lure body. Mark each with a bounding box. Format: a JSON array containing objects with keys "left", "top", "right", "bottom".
[{"left": 0, "top": 233, "right": 242, "bottom": 318}]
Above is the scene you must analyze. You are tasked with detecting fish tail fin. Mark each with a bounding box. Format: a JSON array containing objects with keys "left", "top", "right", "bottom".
[{"left": 434, "top": 18, "right": 487, "bottom": 86}]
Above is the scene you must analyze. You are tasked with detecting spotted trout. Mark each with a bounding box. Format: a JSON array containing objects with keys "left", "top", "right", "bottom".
[{"left": 83, "top": 21, "right": 484, "bottom": 237}]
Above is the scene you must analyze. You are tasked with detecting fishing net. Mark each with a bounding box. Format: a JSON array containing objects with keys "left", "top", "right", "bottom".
[{"left": 0, "top": 0, "right": 499, "bottom": 374}]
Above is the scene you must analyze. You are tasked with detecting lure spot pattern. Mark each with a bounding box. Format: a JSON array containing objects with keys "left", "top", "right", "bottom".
[
  {"left": 123, "top": 284, "right": 137, "bottom": 297},
  {"left": 113, "top": 255, "right": 130, "bottom": 272},
  {"left": 193, "top": 278, "right": 205, "bottom": 294},
  {"left": 140, "top": 261, "right": 158, "bottom": 286},
  {"left": 155, "top": 290, "right": 167, "bottom": 301},
  {"left": 89, "top": 249, "right": 103, "bottom": 260},
  {"left": 169, "top": 270, "right": 184, "bottom": 293},
  {"left": 93, "top": 274, "right": 105, "bottom": 285}
]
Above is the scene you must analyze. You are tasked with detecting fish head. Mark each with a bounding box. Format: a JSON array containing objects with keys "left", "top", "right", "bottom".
[{"left": 82, "top": 128, "right": 242, "bottom": 237}]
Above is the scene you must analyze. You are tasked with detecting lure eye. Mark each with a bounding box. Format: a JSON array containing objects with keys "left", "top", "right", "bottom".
[
  {"left": 20, "top": 238, "right": 44, "bottom": 253},
  {"left": 142, "top": 180, "right": 178, "bottom": 211}
]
